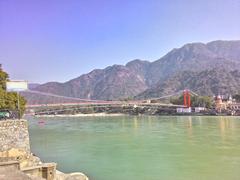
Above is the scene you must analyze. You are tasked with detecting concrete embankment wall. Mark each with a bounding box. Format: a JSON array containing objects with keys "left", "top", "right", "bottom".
[
  {"left": 0, "top": 120, "right": 30, "bottom": 153},
  {"left": 0, "top": 119, "right": 89, "bottom": 180}
]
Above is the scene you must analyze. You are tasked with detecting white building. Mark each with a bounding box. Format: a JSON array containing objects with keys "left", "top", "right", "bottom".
[
  {"left": 176, "top": 107, "right": 192, "bottom": 113},
  {"left": 194, "top": 107, "right": 205, "bottom": 113}
]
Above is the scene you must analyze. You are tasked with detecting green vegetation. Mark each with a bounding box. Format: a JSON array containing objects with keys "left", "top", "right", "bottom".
[
  {"left": 0, "top": 67, "right": 26, "bottom": 118},
  {"left": 170, "top": 95, "right": 213, "bottom": 108},
  {"left": 0, "top": 68, "right": 9, "bottom": 90},
  {"left": 233, "top": 94, "right": 240, "bottom": 102}
]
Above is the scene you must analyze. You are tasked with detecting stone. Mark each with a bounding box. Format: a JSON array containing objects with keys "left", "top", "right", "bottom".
[
  {"left": 0, "top": 166, "right": 32, "bottom": 180},
  {"left": 56, "top": 171, "right": 89, "bottom": 180},
  {"left": 0, "top": 120, "right": 30, "bottom": 153},
  {"left": 8, "top": 148, "right": 26, "bottom": 157}
]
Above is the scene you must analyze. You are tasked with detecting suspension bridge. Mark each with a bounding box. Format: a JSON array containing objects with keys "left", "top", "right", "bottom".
[{"left": 24, "top": 89, "right": 198, "bottom": 116}]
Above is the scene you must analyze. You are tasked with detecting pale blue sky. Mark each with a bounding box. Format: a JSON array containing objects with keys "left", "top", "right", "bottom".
[{"left": 1, "top": 0, "right": 240, "bottom": 83}]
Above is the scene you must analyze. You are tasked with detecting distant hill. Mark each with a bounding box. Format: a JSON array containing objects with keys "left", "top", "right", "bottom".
[
  {"left": 28, "top": 83, "right": 41, "bottom": 89},
  {"left": 21, "top": 91, "right": 83, "bottom": 105},
  {"left": 146, "top": 41, "right": 240, "bottom": 85},
  {"left": 22, "top": 40, "right": 240, "bottom": 104},
  {"left": 136, "top": 69, "right": 240, "bottom": 99},
  {"left": 33, "top": 63, "right": 148, "bottom": 99}
]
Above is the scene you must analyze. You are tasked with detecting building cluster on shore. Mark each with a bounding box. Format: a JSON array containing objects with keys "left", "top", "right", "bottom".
[
  {"left": 215, "top": 95, "right": 240, "bottom": 114},
  {"left": 176, "top": 94, "right": 240, "bottom": 115}
]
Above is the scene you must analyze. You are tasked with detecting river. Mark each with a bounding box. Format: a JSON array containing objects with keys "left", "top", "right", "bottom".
[{"left": 27, "top": 116, "right": 240, "bottom": 180}]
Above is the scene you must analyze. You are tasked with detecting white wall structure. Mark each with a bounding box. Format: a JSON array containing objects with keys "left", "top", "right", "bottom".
[
  {"left": 195, "top": 107, "right": 205, "bottom": 113},
  {"left": 176, "top": 107, "right": 192, "bottom": 113}
]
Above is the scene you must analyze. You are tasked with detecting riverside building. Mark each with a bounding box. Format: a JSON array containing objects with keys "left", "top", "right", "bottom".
[{"left": 215, "top": 95, "right": 240, "bottom": 112}]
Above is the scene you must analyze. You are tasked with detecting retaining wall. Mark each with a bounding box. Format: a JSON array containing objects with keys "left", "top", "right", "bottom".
[{"left": 0, "top": 120, "right": 30, "bottom": 153}]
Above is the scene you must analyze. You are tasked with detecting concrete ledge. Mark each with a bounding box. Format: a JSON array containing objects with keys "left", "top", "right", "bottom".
[
  {"left": 0, "top": 166, "right": 32, "bottom": 180},
  {"left": 21, "top": 165, "right": 42, "bottom": 171},
  {"left": 0, "top": 160, "right": 20, "bottom": 170},
  {"left": 22, "top": 165, "right": 42, "bottom": 178},
  {"left": 22, "top": 163, "right": 57, "bottom": 180}
]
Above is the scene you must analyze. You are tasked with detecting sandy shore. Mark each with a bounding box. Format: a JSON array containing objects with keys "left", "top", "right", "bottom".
[{"left": 35, "top": 112, "right": 126, "bottom": 118}]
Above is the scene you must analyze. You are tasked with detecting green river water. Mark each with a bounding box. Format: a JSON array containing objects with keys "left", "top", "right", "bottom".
[{"left": 27, "top": 116, "right": 240, "bottom": 180}]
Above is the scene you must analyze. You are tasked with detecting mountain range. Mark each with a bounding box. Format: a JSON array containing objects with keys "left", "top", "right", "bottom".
[{"left": 22, "top": 40, "right": 240, "bottom": 104}]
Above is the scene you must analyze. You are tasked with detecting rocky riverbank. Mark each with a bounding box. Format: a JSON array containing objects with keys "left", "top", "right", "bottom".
[{"left": 0, "top": 119, "right": 89, "bottom": 180}]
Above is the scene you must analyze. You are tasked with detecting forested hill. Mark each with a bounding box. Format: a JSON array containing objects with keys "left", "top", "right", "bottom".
[
  {"left": 23, "top": 40, "right": 240, "bottom": 104},
  {"left": 136, "top": 69, "right": 240, "bottom": 99}
]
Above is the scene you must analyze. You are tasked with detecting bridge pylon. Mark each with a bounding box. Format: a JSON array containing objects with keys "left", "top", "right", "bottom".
[{"left": 183, "top": 90, "right": 191, "bottom": 107}]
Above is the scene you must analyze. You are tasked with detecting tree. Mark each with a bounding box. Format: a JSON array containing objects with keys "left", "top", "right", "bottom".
[
  {"left": 0, "top": 67, "right": 26, "bottom": 118},
  {"left": 0, "top": 68, "right": 9, "bottom": 90},
  {"left": 170, "top": 95, "right": 213, "bottom": 108},
  {"left": 233, "top": 94, "right": 240, "bottom": 102}
]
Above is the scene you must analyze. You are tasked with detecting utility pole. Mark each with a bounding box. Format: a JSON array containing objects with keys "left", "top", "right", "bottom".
[{"left": 17, "top": 91, "right": 20, "bottom": 119}]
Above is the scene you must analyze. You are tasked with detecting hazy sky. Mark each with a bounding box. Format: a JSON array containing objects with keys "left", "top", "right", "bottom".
[{"left": 1, "top": 0, "right": 240, "bottom": 83}]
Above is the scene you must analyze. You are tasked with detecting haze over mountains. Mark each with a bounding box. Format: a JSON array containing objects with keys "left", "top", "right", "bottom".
[{"left": 23, "top": 40, "right": 240, "bottom": 104}]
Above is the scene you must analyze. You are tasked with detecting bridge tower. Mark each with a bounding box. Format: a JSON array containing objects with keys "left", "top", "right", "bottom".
[{"left": 183, "top": 90, "right": 191, "bottom": 107}]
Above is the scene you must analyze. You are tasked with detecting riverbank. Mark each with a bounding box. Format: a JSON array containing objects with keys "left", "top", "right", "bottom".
[
  {"left": 35, "top": 112, "right": 125, "bottom": 118},
  {"left": 32, "top": 112, "right": 239, "bottom": 118},
  {"left": 32, "top": 104, "right": 240, "bottom": 117}
]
